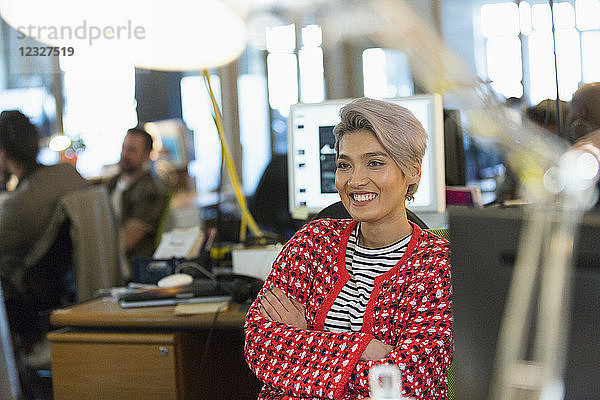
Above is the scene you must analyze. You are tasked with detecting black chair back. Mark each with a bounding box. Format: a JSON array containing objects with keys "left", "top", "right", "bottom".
[{"left": 312, "top": 201, "right": 429, "bottom": 229}]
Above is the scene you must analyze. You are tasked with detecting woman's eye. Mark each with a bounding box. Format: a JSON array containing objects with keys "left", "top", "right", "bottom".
[
  {"left": 336, "top": 162, "right": 350, "bottom": 170},
  {"left": 368, "top": 160, "right": 384, "bottom": 167}
]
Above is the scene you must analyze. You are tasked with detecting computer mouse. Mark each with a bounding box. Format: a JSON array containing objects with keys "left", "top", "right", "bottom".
[{"left": 157, "top": 273, "right": 194, "bottom": 288}]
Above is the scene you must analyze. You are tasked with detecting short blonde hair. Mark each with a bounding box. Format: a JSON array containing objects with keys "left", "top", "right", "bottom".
[{"left": 333, "top": 97, "right": 427, "bottom": 200}]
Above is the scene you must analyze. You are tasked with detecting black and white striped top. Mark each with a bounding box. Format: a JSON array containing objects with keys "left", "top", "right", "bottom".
[{"left": 324, "top": 224, "right": 410, "bottom": 333}]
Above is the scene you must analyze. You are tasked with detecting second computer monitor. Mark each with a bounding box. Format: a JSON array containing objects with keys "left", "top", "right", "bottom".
[{"left": 449, "top": 206, "right": 600, "bottom": 400}]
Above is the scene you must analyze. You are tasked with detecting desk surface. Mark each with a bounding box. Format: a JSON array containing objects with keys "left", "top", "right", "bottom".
[{"left": 50, "top": 297, "right": 248, "bottom": 329}]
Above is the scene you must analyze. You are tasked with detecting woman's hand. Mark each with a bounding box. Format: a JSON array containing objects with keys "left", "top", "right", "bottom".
[
  {"left": 360, "top": 339, "right": 394, "bottom": 361},
  {"left": 259, "top": 286, "right": 307, "bottom": 330}
]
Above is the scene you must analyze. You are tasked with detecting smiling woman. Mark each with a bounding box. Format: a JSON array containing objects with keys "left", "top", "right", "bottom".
[
  {"left": 333, "top": 98, "right": 426, "bottom": 249},
  {"left": 244, "top": 97, "right": 453, "bottom": 400},
  {"left": 335, "top": 132, "right": 416, "bottom": 247}
]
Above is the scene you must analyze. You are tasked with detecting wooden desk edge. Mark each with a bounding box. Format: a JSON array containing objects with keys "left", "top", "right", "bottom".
[{"left": 50, "top": 297, "right": 249, "bottom": 329}]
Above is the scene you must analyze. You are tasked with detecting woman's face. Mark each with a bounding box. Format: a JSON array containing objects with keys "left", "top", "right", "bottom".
[{"left": 334, "top": 130, "right": 419, "bottom": 226}]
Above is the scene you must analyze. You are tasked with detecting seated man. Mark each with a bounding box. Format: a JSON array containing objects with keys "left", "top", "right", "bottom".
[
  {"left": 107, "top": 127, "right": 168, "bottom": 276},
  {"left": 568, "top": 82, "right": 600, "bottom": 144},
  {"left": 569, "top": 83, "right": 600, "bottom": 208},
  {"left": 526, "top": 98, "right": 568, "bottom": 138},
  {"left": 0, "top": 110, "right": 88, "bottom": 346}
]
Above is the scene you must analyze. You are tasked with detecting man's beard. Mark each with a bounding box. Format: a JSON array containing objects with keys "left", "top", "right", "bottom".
[{"left": 119, "top": 159, "right": 136, "bottom": 174}]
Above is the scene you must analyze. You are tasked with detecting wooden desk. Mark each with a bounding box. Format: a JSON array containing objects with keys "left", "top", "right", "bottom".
[{"left": 48, "top": 297, "right": 262, "bottom": 400}]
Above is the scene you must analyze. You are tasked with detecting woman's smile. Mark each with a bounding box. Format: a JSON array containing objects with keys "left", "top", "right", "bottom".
[{"left": 350, "top": 192, "right": 378, "bottom": 204}]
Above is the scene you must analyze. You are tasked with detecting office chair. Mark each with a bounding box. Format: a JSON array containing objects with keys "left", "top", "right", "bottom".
[
  {"left": 427, "top": 227, "right": 449, "bottom": 240},
  {"left": 2, "top": 225, "right": 73, "bottom": 399},
  {"left": 27, "top": 185, "right": 123, "bottom": 301},
  {"left": 312, "top": 200, "right": 429, "bottom": 229},
  {"left": 0, "top": 284, "right": 24, "bottom": 400},
  {"left": 3, "top": 186, "right": 125, "bottom": 399},
  {"left": 249, "top": 154, "right": 305, "bottom": 241}
]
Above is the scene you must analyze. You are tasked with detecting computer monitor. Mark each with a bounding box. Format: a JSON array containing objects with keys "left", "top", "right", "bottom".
[
  {"left": 449, "top": 206, "right": 600, "bottom": 400},
  {"left": 144, "top": 119, "right": 195, "bottom": 169},
  {"left": 0, "top": 87, "right": 54, "bottom": 138},
  {"left": 287, "top": 95, "right": 445, "bottom": 219},
  {"left": 443, "top": 109, "right": 466, "bottom": 187}
]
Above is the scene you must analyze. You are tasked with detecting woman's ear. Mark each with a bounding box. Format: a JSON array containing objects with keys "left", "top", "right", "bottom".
[{"left": 406, "top": 161, "right": 421, "bottom": 185}]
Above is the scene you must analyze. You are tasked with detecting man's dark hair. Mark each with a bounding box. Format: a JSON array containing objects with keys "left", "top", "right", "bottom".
[
  {"left": 126, "top": 127, "right": 153, "bottom": 153},
  {"left": 526, "top": 99, "right": 568, "bottom": 136},
  {"left": 0, "top": 110, "right": 40, "bottom": 171}
]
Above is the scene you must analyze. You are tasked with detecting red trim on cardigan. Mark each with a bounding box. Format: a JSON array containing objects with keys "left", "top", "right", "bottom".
[
  {"left": 314, "top": 219, "right": 357, "bottom": 331},
  {"left": 362, "top": 222, "right": 422, "bottom": 333}
]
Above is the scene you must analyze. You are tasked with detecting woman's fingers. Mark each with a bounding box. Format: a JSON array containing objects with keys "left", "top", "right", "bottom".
[
  {"left": 258, "top": 287, "right": 307, "bottom": 329},
  {"left": 258, "top": 300, "right": 272, "bottom": 320},
  {"left": 260, "top": 290, "right": 284, "bottom": 321},
  {"left": 290, "top": 296, "right": 306, "bottom": 312},
  {"left": 268, "top": 287, "right": 293, "bottom": 312}
]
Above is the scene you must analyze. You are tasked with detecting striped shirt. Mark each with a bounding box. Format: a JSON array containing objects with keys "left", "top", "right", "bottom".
[{"left": 324, "top": 224, "right": 410, "bottom": 333}]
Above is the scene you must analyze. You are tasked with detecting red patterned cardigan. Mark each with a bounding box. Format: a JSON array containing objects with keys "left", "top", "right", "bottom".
[{"left": 244, "top": 218, "right": 453, "bottom": 400}]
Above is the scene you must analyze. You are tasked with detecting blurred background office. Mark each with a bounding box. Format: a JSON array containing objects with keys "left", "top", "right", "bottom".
[
  {"left": 1, "top": 0, "right": 598, "bottom": 233},
  {"left": 1, "top": 1, "right": 600, "bottom": 399}
]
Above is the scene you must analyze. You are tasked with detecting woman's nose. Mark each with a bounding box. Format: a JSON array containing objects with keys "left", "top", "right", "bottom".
[{"left": 348, "top": 168, "right": 368, "bottom": 186}]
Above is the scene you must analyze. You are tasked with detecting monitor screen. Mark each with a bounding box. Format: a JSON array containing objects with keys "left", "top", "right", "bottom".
[
  {"left": 287, "top": 95, "right": 445, "bottom": 219},
  {"left": 443, "top": 109, "right": 466, "bottom": 187},
  {"left": 144, "top": 119, "right": 194, "bottom": 169},
  {"left": 449, "top": 206, "right": 600, "bottom": 400},
  {"left": 0, "top": 87, "right": 54, "bottom": 138}
]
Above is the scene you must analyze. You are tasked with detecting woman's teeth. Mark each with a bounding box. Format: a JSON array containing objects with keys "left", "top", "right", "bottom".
[{"left": 353, "top": 193, "right": 376, "bottom": 202}]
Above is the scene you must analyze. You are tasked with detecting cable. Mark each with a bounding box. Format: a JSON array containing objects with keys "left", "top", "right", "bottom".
[
  {"left": 201, "top": 69, "right": 263, "bottom": 242},
  {"left": 196, "top": 302, "right": 229, "bottom": 380},
  {"left": 549, "top": 0, "right": 563, "bottom": 138},
  {"left": 174, "top": 261, "right": 217, "bottom": 283}
]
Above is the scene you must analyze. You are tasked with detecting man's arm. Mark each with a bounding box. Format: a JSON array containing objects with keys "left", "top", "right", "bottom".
[
  {"left": 121, "top": 178, "right": 168, "bottom": 253},
  {"left": 120, "top": 219, "right": 151, "bottom": 253}
]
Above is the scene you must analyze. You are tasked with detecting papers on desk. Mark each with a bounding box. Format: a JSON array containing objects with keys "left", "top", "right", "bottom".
[
  {"left": 153, "top": 226, "right": 204, "bottom": 259},
  {"left": 173, "top": 301, "right": 230, "bottom": 315}
]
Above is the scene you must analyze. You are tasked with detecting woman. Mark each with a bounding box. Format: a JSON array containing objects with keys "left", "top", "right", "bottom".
[{"left": 244, "top": 97, "right": 452, "bottom": 399}]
